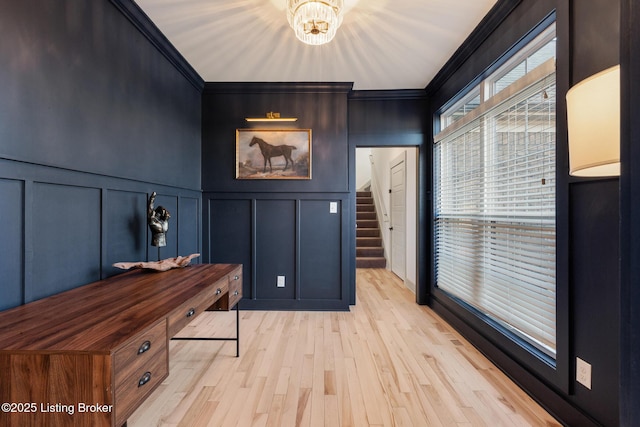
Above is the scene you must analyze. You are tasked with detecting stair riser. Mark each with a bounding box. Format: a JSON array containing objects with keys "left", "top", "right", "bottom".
[
  {"left": 357, "top": 238, "right": 382, "bottom": 247},
  {"left": 357, "top": 198, "right": 374, "bottom": 205},
  {"left": 357, "top": 229, "right": 379, "bottom": 237},
  {"left": 357, "top": 247, "right": 384, "bottom": 257},
  {"left": 357, "top": 220, "right": 378, "bottom": 228},
  {"left": 357, "top": 212, "right": 377, "bottom": 220},
  {"left": 356, "top": 204, "right": 375, "bottom": 212},
  {"left": 356, "top": 258, "right": 387, "bottom": 268}
]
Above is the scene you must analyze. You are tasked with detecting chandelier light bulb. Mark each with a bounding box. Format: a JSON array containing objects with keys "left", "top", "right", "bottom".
[{"left": 287, "top": 0, "right": 344, "bottom": 46}]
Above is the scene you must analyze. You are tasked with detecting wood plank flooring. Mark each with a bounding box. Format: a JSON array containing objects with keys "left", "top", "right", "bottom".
[{"left": 129, "top": 269, "right": 561, "bottom": 426}]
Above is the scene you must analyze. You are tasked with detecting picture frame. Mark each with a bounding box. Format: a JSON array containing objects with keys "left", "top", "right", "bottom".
[{"left": 236, "top": 129, "right": 312, "bottom": 180}]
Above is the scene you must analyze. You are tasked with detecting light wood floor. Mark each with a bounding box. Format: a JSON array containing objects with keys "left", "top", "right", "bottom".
[{"left": 129, "top": 269, "right": 561, "bottom": 427}]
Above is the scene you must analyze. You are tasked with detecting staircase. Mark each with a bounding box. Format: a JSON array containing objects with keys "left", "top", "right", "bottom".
[{"left": 356, "top": 191, "right": 386, "bottom": 268}]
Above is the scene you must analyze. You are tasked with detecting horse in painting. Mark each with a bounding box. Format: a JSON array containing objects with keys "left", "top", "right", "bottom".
[{"left": 249, "top": 136, "right": 296, "bottom": 173}]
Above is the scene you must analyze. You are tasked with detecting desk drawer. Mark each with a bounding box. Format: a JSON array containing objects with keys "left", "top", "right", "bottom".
[
  {"left": 228, "top": 268, "right": 243, "bottom": 309},
  {"left": 114, "top": 319, "right": 168, "bottom": 426},
  {"left": 226, "top": 268, "right": 242, "bottom": 310},
  {"left": 207, "top": 267, "right": 243, "bottom": 311},
  {"left": 167, "top": 279, "right": 228, "bottom": 337}
]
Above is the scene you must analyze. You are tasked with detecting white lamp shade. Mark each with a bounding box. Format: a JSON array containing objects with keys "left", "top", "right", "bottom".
[{"left": 566, "top": 65, "right": 620, "bottom": 177}]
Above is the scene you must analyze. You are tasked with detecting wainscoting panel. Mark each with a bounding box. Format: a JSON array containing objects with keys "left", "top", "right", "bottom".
[
  {"left": 178, "top": 196, "right": 200, "bottom": 257},
  {"left": 207, "top": 198, "right": 252, "bottom": 299},
  {"left": 30, "top": 182, "right": 102, "bottom": 302},
  {"left": 255, "top": 199, "right": 297, "bottom": 300},
  {"left": 105, "top": 189, "right": 148, "bottom": 277},
  {"left": 204, "top": 193, "right": 349, "bottom": 310},
  {"left": 0, "top": 178, "right": 24, "bottom": 310},
  {"left": 300, "top": 200, "right": 342, "bottom": 300}
]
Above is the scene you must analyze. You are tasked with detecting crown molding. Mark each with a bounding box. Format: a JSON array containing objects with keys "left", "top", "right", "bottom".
[
  {"left": 203, "top": 82, "right": 354, "bottom": 94},
  {"left": 349, "top": 89, "right": 427, "bottom": 101},
  {"left": 110, "top": 0, "right": 204, "bottom": 91},
  {"left": 425, "top": 0, "right": 523, "bottom": 95}
]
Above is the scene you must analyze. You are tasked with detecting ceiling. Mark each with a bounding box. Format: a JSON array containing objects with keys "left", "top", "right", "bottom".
[{"left": 134, "top": 0, "right": 498, "bottom": 90}]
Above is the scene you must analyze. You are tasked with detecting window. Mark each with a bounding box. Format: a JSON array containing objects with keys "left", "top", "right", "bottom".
[
  {"left": 433, "top": 25, "right": 557, "bottom": 358},
  {"left": 440, "top": 89, "right": 481, "bottom": 129},
  {"left": 486, "top": 25, "right": 556, "bottom": 99}
]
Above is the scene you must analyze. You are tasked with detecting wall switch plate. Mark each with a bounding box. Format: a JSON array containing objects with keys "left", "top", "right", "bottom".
[
  {"left": 329, "top": 202, "right": 338, "bottom": 214},
  {"left": 576, "top": 357, "right": 592, "bottom": 390},
  {"left": 277, "top": 276, "right": 285, "bottom": 287}
]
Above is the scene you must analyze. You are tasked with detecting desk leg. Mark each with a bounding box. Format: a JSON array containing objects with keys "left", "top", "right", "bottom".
[
  {"left": 172, "top": 305, "right": 240, "bottom": 358},
  {"left": 235, "top": 303, "right": 240, "bottom": 357}
]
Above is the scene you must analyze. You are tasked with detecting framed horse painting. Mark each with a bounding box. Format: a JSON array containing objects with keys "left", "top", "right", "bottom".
[{"left": 236, "top": 129, "right": 312, "bottom": 179}]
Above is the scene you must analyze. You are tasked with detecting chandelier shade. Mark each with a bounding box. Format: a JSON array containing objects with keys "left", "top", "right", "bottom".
[{"left": 287, "top": 0, "right": 344, "bottom": 45}]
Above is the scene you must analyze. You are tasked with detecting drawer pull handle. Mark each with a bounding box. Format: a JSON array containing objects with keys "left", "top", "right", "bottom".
[
  {"left": 138, "top": 340, "right": 151, "bottom": 355},
  {"left": 216, "top": 288, "right": 222, "bottom": 295},
  {"left": 234, "top": 290, "right": 239, "bottom": 296},
  {"left": 138, "top": 372, "right": 152, "bottom": 387},
  {"left": 186, "top": 308, "right": 196, "bottom": 318},
  {"left": 234, "top": 275, "right": 239, "bottom": 280}
]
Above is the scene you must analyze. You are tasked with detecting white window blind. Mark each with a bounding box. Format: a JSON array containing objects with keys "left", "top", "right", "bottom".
[{"left": 434, "top": 64, "right": 556, "bottom": 357}]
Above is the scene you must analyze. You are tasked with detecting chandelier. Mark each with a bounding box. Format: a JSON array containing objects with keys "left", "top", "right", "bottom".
[{"left": 287, "top": 0, "right": 344, "bottom": 46}]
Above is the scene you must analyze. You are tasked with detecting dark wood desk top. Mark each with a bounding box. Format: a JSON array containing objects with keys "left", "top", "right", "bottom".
[{"left": 0, "top": 263, "right": 239, "bottom": 352}]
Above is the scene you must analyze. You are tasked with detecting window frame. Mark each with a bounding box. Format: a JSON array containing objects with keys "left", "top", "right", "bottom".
[
  {"left": 435, "top": 60, "right": 557, "bottom": 359},
  {"left": 429, "top": 12, "right": 570, "bottom": 393}
]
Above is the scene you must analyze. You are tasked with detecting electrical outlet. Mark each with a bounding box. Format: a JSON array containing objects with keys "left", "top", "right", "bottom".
[
  {"left": 576, "top": 357, "right": 592, "bottom": 390},
  {"left": 277, "top": 276, "right": 286, "bottom": 288},
  {"left": 329, "top": 201, "right": 338, "bottom": 213}
]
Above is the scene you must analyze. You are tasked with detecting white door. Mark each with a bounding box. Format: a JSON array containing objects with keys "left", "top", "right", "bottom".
[{"left": 390, "top": 153, "right": 406, "bottom": 280}]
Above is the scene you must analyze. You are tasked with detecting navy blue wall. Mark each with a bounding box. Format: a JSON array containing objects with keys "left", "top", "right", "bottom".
[
  {"left": 426, "top": 1, "right": 621, "bottom": 426},
  {"left": 620, "top": 1, "right": 640, "bottom": 424},
  {"left": 0, "top": 0, "right": 203, "bottom": 310},
  {"left": 201, "top": 83, "right": 352, "bottom": 310}
]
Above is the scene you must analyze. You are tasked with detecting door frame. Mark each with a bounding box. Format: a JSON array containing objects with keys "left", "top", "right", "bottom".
[{"left": 351, "top": 143, "right": 425, "bottom": 305}]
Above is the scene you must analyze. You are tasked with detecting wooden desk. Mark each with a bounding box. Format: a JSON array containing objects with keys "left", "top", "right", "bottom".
[{"left": 0, "top": 263, "right": 242, "bottom": 427}]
